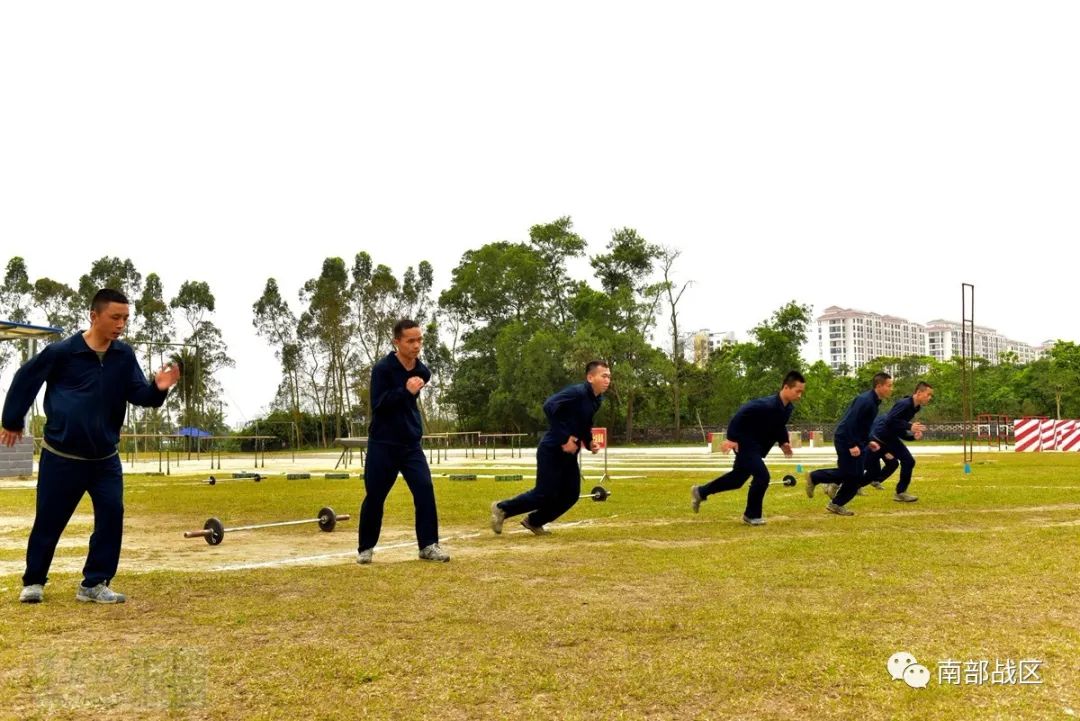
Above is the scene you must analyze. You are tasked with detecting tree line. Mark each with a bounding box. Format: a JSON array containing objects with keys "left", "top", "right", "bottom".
[
  {"left": 0, "top": 256, "right": 233, "bottom": 436},
  {"left": 4, "top": 218, "right": 1079, "bottom": 447}
]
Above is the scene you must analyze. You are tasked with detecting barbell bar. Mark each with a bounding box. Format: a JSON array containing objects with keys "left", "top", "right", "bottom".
[{"left": 183, "top": 506, "right": 350, "bottom": 545}]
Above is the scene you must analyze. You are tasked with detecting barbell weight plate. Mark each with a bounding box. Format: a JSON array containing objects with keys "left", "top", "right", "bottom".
[
  {"left": 318, "top": 506, "right": 336, "bottom": 532},
  {"left": 205, "top": 517, "right": 225, "bottom": 545},
  {"left": 590, "top": 485, "right": 608, "bottom": 502},
  {"left": 208, "top": 476, "right": 216, "bottom": 485},
  {"left": 782, "top": 475, "right": 796, "bottom": 487}
]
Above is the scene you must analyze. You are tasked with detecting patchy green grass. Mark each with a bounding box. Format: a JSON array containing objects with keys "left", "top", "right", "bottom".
[{"left": 1, "top": 452, "right": 1079, "bottom": 720}]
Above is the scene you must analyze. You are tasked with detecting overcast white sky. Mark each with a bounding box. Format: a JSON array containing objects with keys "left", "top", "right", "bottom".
[{"left": 2, "top": 2, "right": 1077, "bottom": 426}]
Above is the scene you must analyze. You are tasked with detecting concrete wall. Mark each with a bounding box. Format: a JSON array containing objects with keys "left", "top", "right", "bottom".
[{"left": 0, "top": 435, "right": 34, "bottom": 477}]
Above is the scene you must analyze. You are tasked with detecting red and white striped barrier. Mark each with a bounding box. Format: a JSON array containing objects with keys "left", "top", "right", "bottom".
[
  {"left": 1015, "top": 418, "right": 1080, "bottom": 452},
  {"left": 1014, "top": 417, "right": 1043, "bottom": 452},
  {"left": 1058, "top": 420, "right": 1080, "bottom": 452},
  {"left": 1041, "top": 418, "right": 1058, "bottom": 451}
]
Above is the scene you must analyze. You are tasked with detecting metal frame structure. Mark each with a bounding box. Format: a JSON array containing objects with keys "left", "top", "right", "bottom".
[{"left": 961, "top": 283, "right": 975, "bottom": 470}]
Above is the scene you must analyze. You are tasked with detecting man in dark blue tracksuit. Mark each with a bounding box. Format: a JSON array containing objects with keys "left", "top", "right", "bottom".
[
  {"left": 807, "top": 372, "right": 894, "bottom": 515},
  {"left": 864, "top": 381, "right": 934, "bottom": 503},
  {"left": 357, "top": 319, "right": 448, "bottom": 564},
  {"left": 690, "top": 371, "right": 806, "bottom": 525},
  {"left": 490, "top": 361, "right": 611, "bottom": 536},
  {"left": 2, "top": 289, "right": 178, "bottom": 604}
]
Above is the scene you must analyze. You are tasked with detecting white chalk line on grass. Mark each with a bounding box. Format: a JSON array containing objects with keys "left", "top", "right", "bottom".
[
  {"left": 205, "top": 502, "right": 1080, "bottom": 571},
  {"left": 210, "top": 517, "right": 613, "bottom": 571}
]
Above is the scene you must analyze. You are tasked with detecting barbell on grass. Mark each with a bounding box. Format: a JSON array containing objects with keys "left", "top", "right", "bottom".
[
  {"left": 183, "top": 506, "right": 350, "bottom": 545},
  {"left": 777, "top": 475, "right": 797, "bottom": 487},
  {"left": 579, "top": 485, "right": 611, "bottom": 502}
]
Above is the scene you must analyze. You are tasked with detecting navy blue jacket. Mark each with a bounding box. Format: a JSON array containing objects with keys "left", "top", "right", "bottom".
[
  {"left": 540, "top": 382, "right": 603, "bottom": 451},
  {"left": 1, "top": 333, "right": 168, "bottom": 458},
  {"left": 368, "top": 352, "right": 431, "bottom": 447},
  {"left": 725, "top": 393, "right": 793, "bottom": 457},
  {"left": 871, "top": 396, "right": 920, "bottom": 445},
  {"left": 833, "top": 389, "right": 882, "bottom": 448}
]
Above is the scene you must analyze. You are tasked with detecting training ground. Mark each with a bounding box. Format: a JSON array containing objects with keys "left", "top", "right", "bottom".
[{"left": 2, "top": 444, "right": 1078, "bottom": 720}]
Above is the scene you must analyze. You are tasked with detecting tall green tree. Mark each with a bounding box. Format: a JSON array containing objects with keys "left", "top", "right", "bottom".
[
  {"left": 581, "top": 228, "right": 663, "bottom": 441},
  {"left": 299, "top": 259, "right": 354, "bottom": 444},
  {"left": 32, "top": 278, "right": 83, "bottom": 335},
  {"left": 0, "top": 257, "right": 34, "bottom": 375},
  {"left": 169, "top": 280, "right": 233, "bottom": 429},
  {"left": 527, "top": 216, "right": 587, "bottom": 326},
  {"left": 132, "top": 273, "right": 174, "bottom": 346},
  {"left": 440, "top": 237, "right": 553, "bottom": 429},
  {"left": 734, "top": 301, "right": 812, "bottom": 399},
  {"left": 78, "top": 257, "right": 143, "bottom": 308},
  {"left": 659, "top": 247, "right": 691, "bottom": 441},
  {"left": 253, "top": 278, "right": 304, "bottom": 442},
  {"left": 0, "top": 257, "right": 33, "bottom": 323}
]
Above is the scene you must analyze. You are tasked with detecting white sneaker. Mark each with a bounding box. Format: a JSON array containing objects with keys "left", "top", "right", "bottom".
[
  {"left": 870, "top": 481, "right": 885, "bottom": 490},
  {"left": 826, "top": 502, "right": 855, "bottom": 517},
  {"left": 742, "top": 515, "right": 766, "bottom": 526},
  {"left": 357, "top": 549, "right": 373, "bottom": 564},
  {"left": 690, "top": 485, "right": 703, "bottom": 513},
  {"left": 520, "top": 518, "right": 551, "bottom": 536},
  {"left": 19, "top": 584, "right": 44, "bottom": 604},
  {"left": 894, "top": 492, "right": 918, "bottom": 503},
  {"left": 490, "top": 502, "right": 507, "bottom": 534},
  {"left": 824, "top": 483, "right": 839, "bottom": 500},
  {"left": 75, "top": 582, "right": 126, "bottom": 604},
  {"left": 419, "top": 543, "right": 450, "bottom": 562}
]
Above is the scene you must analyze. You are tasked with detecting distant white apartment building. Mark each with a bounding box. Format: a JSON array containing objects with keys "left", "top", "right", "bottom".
[
  {"left": 817, "top": 307, "right": 1049, "bottom": 371},
  {"left": 924, "top": 319, "right": 1050, "bottom": 364},
  {"left": 817, "top": 306, "right": 927, "bottom": 371},
  {"left": 686, "top": 329, "right": 736, "bottom": 367}
]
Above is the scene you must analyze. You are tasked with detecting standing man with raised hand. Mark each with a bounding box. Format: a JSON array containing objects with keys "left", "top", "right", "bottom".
[
  {"left": 864, "top": 381, "right": 933, "bottom": 503},
  {"left": 806, "top": 371, "right": 893, "bottom": 516},
  {"left": 356, "top": 319, "right": 449, "bottom": 564},
  {"left": 490, "top": 361, "right": 610, "bottom": 536},
  {"left": 2, "top": 289, "right": 180, "bottom": 604},
  {"left": 690, "top": 371, "right": 806, "bottom": 526}
]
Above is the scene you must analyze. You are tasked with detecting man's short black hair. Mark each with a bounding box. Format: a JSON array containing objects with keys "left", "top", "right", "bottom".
[
  {"left": 914, "top": 381, "right": 933, "bottom": 392},
  {"left": 586, "top": 360, "right": 609, "bottom": 375},
  {"left": 393, "top": 319, "right": 421, "bottom": 338},
  {"left": 782, "top": 370, "right": 805, "bottom": 387},
  {"left": 872, "top": 371, "right": 893, "bottom": 387},
  {"left": 91, "top": 288, "right": 129, "bottom": 313}
]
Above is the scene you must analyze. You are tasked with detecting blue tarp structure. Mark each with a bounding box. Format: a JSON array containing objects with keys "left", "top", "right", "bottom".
[
  {"left": 0, "top": 319, "right": 63, "bottom": 342},
  {"left": 178, "top": 427, "right": 212, "bottom": 438}
]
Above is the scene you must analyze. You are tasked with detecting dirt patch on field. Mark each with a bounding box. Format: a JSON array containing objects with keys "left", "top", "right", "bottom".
[{"left": 2, "top": 502, "right": 1079, "bottom": 576}]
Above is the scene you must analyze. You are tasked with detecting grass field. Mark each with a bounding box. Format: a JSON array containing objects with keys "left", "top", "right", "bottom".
[{"left": 1, "top": 450, "right": 1079, "bottom": 720}]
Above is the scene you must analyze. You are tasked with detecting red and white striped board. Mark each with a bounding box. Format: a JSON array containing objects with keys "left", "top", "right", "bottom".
[
  {"left": 1014, "top": 417, "right": 1043, "bottom": 452},
  {"left": 1058, "top": 420, "right": 1080, "bottom": 452},
  {"left": 1041, "top": 418, "right": 1058, "bottom": 451}
]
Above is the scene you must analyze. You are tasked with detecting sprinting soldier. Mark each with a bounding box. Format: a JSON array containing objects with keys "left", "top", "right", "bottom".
[
  {"left": 357, "top": 319, "right": 449, "bottom": 564},
  {"left": 490, "top": 361, "right": 611, "bottom": 536},
  {"left": 864, "top": 381, "right": 933, "bottom": 502},
  {"left": 2, "top": 289, "right": 179, "bottom": 604},
  {"left": 690, "top": 371, "right": 806, "bottom": 526},
  {"left": 807, "top": 372, "right": 893, "bottom": 516}
]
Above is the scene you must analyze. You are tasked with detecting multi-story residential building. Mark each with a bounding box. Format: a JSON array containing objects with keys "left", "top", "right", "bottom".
[
  {"left": 924, "top": 319, "right": 1048, "bottom": 364},
  {"left": 817, "top": 306, "right": 927, "bottom": 372},
  {"left": 818, "top": 307, "right": 1049, "bottom": 371}
]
